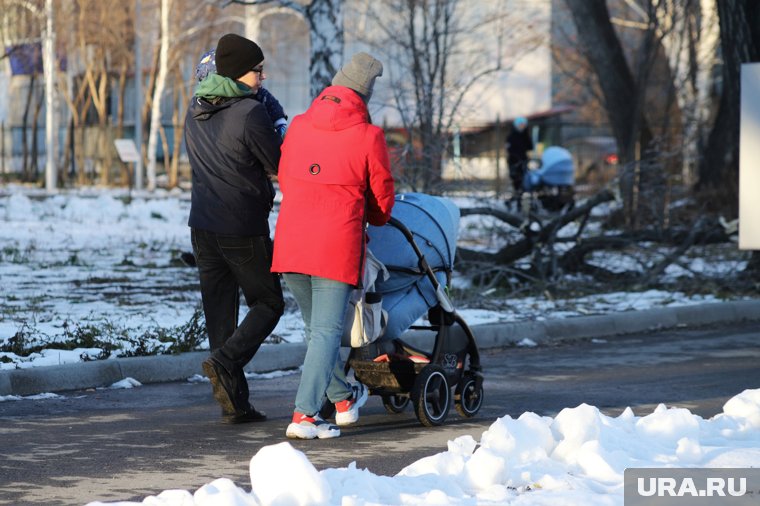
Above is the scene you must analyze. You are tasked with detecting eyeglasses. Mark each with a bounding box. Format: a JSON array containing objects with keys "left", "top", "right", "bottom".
[{"left": 252, "top": 65, "right": 264, "bottom": 75}]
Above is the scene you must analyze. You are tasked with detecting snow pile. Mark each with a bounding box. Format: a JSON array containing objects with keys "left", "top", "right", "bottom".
[
  {"left": 85, "top": 389, "right": 760, "bottom": 506},
  {"left": 108, "top": 377, "right": 142, "bottom": 389},
  {"left": 0, "top": 392, "right": 62, "bottom": 402}
]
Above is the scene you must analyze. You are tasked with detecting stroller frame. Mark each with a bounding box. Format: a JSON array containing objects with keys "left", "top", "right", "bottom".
[{"left": 342, "top": 216, "right": 484, "bottom": 427}]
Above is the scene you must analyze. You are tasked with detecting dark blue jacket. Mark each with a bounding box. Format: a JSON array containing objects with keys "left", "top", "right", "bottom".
[{"left": 185, "top": 94, "right": 281, "bottom": 236}]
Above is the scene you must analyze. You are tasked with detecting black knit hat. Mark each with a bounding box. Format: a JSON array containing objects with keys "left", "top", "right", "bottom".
[{"left": 215, "top": 33, "right": 264, "bottom": 80}]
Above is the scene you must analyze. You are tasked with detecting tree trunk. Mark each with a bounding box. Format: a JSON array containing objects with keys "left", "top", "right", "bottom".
[
  {"left": 168, "top": 68, "right": 187, "bottom": 189},
  {"left": 21, "top": 73, "right": 36, "bottom": 182},
  {"left": 746, "top": 251, "right": 760, "bottom": 279},
  {"left": 305, "top": 0, "right": 344, "bottom": 98},
  {"left": 234, "top": 0, "right": 344, "bottom": 98},
  {"left": 76, "top": 124, "right": 87, "bottom": 185},
  {"left": 62, "top": 116, "right": 73, "bottom": 186},
  {"left": 563, "top": 0, "right": 670, "bottom": 227},
  {"left": 116, "top": 62, "right": 130, "bottom": 186},
  {"left": 697, "top": 0, "right": 760, "bottom": 193},
  {"left": 30, "top": 84, "right": 45, "bottom": 182},
  {"left": 141, "top": 41, "right": 161, "bottom": 172},
  {"left": 93, "top": 71, "right": 110, "bottom": 186},
  {"left": 563, "top": 0, "right": 638, "bottom": 163},
  {"left": 158, "top": 124, "right": 170, "bottom": 186},
  {"left": 76, "top": 90, "right": 92, "bottom": 186},
  {"left": 147, "top": 0, "right": 171, "bottom": 191}
]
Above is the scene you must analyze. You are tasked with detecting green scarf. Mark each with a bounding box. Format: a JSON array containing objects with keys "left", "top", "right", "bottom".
[{"left": 194, "top": 73, "right": 252, "bottom": 100}]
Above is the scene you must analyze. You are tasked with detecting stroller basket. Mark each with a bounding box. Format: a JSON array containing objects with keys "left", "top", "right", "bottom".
[{"left": 351, "top": 359, "right": 425, "bottom": 392}]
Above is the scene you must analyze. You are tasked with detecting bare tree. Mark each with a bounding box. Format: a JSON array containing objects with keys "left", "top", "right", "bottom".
[
  {"left": 146, "top": 0, "right": 172, "bottom": 190},
  {"left": 0, "top": 0, "right": 55, "bottom": 182},
  {"left": 165, "top": 63, "right": 193, "bottom": 187},
  {"left": 561, "top": 0, "right": 760, "bottom": 226},
  {"left": 697, "top": 0, "right": 760, "bottom": 196},
  {"left": 354, "top": 0, "right": 543, "bottom": 192},
  {"left": 20, "top": 71, "right": 39, "bottom": 181},
  {"left": 457, "top": 0, "right": 756, "bottom": 290},
  {"left": 145, "top": 0, "right": 242, "bottom": 190},
  {"left": 660, "top": 0, "right": 719, "bottom": 188},
  {"left": 561, "top": 0, "right": 688, "bottom": 228},
  {"left": 49, "top": 0, "right": 134, "bottom": 186}
]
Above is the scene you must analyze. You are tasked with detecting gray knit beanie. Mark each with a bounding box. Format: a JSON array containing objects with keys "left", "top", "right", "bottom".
[{"left": 331, "top": 52, "right": 383, "bottom": 103}]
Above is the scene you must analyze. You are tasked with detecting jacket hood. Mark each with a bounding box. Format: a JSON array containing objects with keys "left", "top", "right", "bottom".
[
  {"left": 304, "top": 86, "right": 369, "bottom": 131},
  {"left": 194, "top": 73, "right": 252, "bottom": 100},
  {"left": 189, "top": 95, "right": 236, "bottom": 121}
]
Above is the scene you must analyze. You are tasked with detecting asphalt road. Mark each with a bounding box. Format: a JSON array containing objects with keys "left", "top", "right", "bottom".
[{"left": 1, "top": 321, "right": 759, "bottom": 506}]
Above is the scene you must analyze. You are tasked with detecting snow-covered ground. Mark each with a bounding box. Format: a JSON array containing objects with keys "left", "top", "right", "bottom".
[
  {"left": 83, "top": 389, "right": 760, "bottom": 506},
  {"left": 3, "top": 188, "right": 759, "bottom": 505},
  {"left": 0, "top": 187, "right": 749, "bottom": 370}
]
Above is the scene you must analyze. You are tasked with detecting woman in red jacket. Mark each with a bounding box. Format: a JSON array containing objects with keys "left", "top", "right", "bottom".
[{"left": 272, "top": 52, "right": 395, "bottom": 439}]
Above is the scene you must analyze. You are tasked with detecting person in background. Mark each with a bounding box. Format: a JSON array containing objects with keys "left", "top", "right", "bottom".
[
  {"left": 505, "top": 116, "right": 534, "bottom": 207},
  {"left": 271, "top": 52, "right": 395, "bottom": 439},
  {"left": 184, "top": 33, "right": 284, "bottom": 424}
]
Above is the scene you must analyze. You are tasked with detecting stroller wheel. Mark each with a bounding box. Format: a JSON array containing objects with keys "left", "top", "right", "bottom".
[
  {"left": 455, "top": 373, "right": 484, "bottom": 418},
  {"left": 382, "top": 394, "right": 410, "bottom": 414},
  {"left": 411, "top": 365, "right": 450, "bottom": 427}
]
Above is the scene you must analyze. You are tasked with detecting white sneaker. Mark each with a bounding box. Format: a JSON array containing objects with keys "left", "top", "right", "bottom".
[
  {"left": 335, "top": 383, "right": 369, "bottom": 426},
  {"left": 286, "top": 413, "right": 340, "bottom": 439}
]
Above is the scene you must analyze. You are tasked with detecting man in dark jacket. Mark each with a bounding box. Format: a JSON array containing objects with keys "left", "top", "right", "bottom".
[
  {"left": 505, "top": 116, "right": 534, "bottom": 206},
  {"left": 184, "top": 33, "right": 284, "bottom": 424}
]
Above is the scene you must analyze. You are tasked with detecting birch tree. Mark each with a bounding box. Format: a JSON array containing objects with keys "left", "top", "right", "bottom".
[
  {"left": 660, "top": 0, "right": 718, "bottom": 187},
  {"left": 146, "top": 0, "right": 171, "bottom": 191},
  {"left": 226, "top": 0, "right": 344, "bottom": 98},
  {"left": 143, "top": 1, "right": 243, "bottom": 190},
  {"left": 42, "top": 0, "right": 56, "bottom": 190},
  {"left": 0, "top": 0, "right": 58, "bottom": 188},
  {"left": 697, "top": 0, "right": 760, "bottom": 193}
]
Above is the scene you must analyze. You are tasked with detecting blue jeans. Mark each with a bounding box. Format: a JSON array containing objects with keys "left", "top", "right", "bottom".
[{"left": 283, "top": 273, "right": 353, "bottom": 416}]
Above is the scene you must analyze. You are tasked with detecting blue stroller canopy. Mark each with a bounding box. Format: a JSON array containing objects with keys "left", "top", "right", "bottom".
[
  {"left": 524, "top": 146, "right": 575, "bottom": 190},
  {"left": 367, "top": 193, "right": 460, "bottom": 341}
]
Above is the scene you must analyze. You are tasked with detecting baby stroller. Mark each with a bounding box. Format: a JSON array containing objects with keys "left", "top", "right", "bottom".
[
  {"left": 523, "top": 146, "right": 575, "bottom": 212},
  {"left": 340, "top": 193, "right": 484, "bottom": 427}
]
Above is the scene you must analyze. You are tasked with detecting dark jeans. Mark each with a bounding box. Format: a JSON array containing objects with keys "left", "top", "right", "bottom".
[
  {"left": 508, "top": 159, "right": 528, "bottom": 196},
  {"left": 191, "top": 228, "right": 284, "bottom": 378}
]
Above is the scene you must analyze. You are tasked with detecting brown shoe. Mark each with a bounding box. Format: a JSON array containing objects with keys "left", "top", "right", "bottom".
[{"left": 202, "top": 357, "right": 236, "bottom": 415}]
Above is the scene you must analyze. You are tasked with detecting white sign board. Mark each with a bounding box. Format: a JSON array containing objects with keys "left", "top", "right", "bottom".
[
  {"left": 114, "top": 139, "right": 141, "bottom": 163},
  {"left": 740, "top": 64, "right": 760, "bottom": 249}
]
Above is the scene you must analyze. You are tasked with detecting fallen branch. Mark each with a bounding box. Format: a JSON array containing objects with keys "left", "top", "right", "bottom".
[
  {"left": 460, "top": 207, "right": 523, "bottom": 228},
  {"left": 559, "top": 216, "right": 725, "bottom": 283},
  {"left": 458, "top": 189, "right": 615, "bottom": 265}
]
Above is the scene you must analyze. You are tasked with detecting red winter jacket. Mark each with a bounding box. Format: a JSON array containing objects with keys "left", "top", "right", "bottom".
[{"left": 271, "top": 86, "right": 395, "bottom": 286}]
